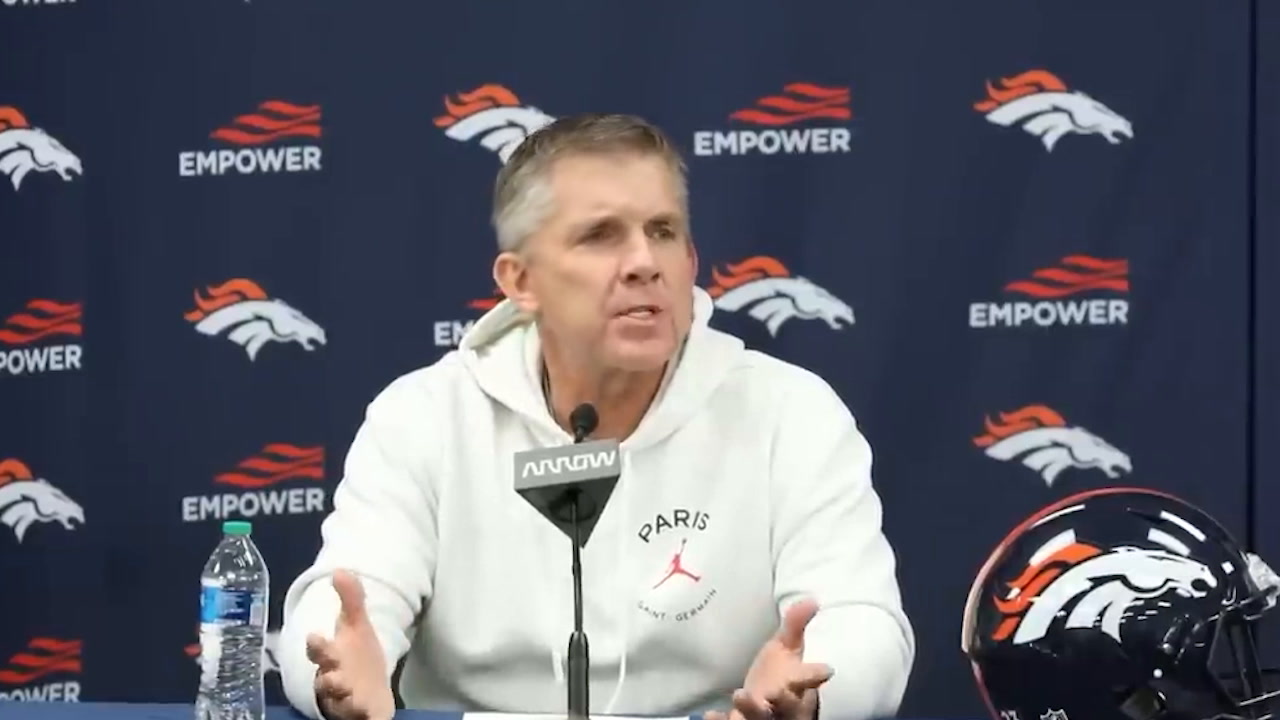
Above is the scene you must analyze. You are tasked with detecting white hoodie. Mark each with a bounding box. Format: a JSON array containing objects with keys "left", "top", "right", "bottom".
[{"left": 278, "top": 287, "right": 914, "bottom": 720}]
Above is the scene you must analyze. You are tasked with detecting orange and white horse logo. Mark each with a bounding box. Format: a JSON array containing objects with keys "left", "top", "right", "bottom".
[
  {"left": 973, "top": 405, "right": 1131, "bottom": 486},
  {"left": 433, "top": 84, "right": 554, "bottom": 163},
  {"left": 974, "top": 69, "right": 1133, "bottom": 152},
  {"left": 991, "top": 541, "right": 1215, "bottom": 645},
  {"left": 183, "top": 278, "right": 326, "bottom": 361},
  {"left": 705, "top": 256, "right": 853, "bottom": 336},
  {"left": 0, "top": 459, "right": 84, "bottom": 543},
  {"left": 0, "top": 107, "right": 82, "bottom": 191}
]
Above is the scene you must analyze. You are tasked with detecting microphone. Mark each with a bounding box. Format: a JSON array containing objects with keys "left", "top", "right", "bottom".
[
  {"left": 513, "top": 403, "right": 620, "bottom": 720},
  {"left": 570, "top": 403, "right": 598, "bottom": 443}
]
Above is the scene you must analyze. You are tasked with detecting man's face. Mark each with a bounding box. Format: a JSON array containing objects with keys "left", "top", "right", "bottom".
[{"left": 504, "top": 151, "right": 697, "bottom": 372}]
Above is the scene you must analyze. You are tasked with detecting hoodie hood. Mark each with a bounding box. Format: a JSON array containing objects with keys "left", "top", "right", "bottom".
[{"left": 457, "top": 286, "right": 743, "bottom": 450}]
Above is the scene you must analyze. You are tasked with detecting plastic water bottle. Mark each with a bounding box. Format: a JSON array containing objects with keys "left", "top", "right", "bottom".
[{"left": 195, "top": 520, "right": 269, "bottom": 720}]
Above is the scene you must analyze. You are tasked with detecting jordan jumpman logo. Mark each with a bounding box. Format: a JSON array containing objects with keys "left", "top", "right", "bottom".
[{"left": 653, "top": 538, "right": 701, "bottom": 588}]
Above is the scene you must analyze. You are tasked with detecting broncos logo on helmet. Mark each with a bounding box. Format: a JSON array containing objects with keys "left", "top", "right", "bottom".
[
  {"left": 0, "top": 459, "right": 85, "bottom": 543},
  {"left": 974, "top": 405, "right": 1132, "bottom": 486},
  {"left": 433, "top": 84, "right": 554, "bottom": 164},
  {"left": 993, "top": 541, "right": 1216, "bottom": 645},
  {"left": 705, "top": 256, "right": 854, "bottom": 337},
  {"left": 974, "top": 69, "right": 1134, "bottom": 152},
  {"left": 0, "top": 106, "right": 83, "bottom": 191},
  {"left": 962, "top": 488, "right": 1280, "bottom": 720},
  {"left": 183, "top": 278, "right": 326, "bottom": 362}
]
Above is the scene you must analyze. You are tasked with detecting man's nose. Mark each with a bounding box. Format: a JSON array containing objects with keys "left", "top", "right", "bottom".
[{"left": 620, "top": 231, "right": 661, "bottom": 283}]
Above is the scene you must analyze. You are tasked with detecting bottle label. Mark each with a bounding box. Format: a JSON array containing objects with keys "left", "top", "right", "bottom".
[{"left": 200, "top": 581, "right": 266, "bottom": 627}]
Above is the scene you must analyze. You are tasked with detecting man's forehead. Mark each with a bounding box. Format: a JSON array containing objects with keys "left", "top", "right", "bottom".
[
  {"left": 553, "top": 154, "right": 673, "bottom": 184},
  {"left": 548, "top": 156, "right": 682, "bottom": 214}
]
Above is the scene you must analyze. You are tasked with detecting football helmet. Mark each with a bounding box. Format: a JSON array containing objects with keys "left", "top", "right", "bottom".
[{"left": 962, "top": 487, "right": 1278, "bottom": 720}]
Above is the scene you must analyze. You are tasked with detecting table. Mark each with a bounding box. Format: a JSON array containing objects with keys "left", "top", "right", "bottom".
[{"left": 0, "top": 704, "right": 704, "bottom": 720}]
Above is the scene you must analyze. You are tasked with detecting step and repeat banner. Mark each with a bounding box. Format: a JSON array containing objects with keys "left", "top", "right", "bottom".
[
  {"left": 1256, "top": 0, "right": 1280, "bottom": 681},
  {"left": 1, "top": 1, "right": 1273, "bottom": 717}
]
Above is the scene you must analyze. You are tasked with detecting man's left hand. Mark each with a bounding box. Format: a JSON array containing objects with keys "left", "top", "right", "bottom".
[{"left": 706, "top": 598, "right": 834, "bottom": 720}]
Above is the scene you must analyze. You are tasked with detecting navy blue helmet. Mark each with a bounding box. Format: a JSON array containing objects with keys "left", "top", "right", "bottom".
[{"left": 962, "top": 487, "right": 1278, "bottom": 720}]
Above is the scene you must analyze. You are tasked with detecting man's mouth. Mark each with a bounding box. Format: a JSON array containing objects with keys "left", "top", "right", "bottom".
[{"left": 618, "top": 305, "right": 661, "bottom": 319}]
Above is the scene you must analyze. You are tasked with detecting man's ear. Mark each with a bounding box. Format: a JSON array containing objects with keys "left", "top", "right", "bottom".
[{"left": 493, "top": 251, "right": 538, "bottom": 314}]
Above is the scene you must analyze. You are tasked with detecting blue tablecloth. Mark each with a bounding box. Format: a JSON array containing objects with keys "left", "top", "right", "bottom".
[
  {"left": 0, "top": 704, "right": 707, "bottom": 720},
  {"left": 0, "top": 704, "right": 958, "bottom": 720}
]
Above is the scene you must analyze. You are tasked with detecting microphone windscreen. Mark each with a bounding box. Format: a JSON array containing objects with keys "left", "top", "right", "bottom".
[{"left": 570, "top": 403, "right": 599, "bottom": 440}]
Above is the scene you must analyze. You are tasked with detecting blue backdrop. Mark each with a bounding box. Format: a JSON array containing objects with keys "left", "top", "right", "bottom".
[{"left": 1, "top": 1, "right": 1273, "bottom": 717}]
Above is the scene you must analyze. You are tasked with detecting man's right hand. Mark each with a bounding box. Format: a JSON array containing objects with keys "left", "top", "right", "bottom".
[{"left": 306, "top": 569, "right": 396, "bottom": 720}]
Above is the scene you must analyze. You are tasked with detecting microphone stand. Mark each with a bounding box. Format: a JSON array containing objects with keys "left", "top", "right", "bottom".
[
  {"left": 567, "top": 486, "right": 589, "bottom": 720},
  {"left": 566, "top": 415, "right": 594, "bottom": 720}
]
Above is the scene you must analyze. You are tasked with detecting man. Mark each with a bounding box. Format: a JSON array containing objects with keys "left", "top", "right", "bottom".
[{"left": 278, "top": 113, "right": 914, "bottom": 720}]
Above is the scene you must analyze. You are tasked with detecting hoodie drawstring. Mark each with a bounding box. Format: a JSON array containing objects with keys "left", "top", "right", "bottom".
[
  {"left": 545, "top": 455, "right": 631, "bottom": 714},
  {"left": 525, "top": 492, "right": 565, "bottom": 687},
  {"left": 542, "top": 451, "right": 630, "bottom": 714},
  {"left": 604, "top": 448, "right": 634, "bottom": 712},
  {"left": 604, "top": 449, "right": 632, "bottom": 714}
]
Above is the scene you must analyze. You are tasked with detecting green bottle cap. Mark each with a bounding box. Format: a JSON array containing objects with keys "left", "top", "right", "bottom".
[{"left": 222, "top": 520, "right": 252, "bottom": 536}]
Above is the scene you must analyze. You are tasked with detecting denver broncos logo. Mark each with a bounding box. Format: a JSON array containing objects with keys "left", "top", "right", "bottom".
[
  {"left": 0, "top": 106, "right": 82, "bottom": 191},
  {"left": 183, "top": 278, "right": 326, "bottom": 362},
  {"left": 433, "top": 84, "right": 554, "bottom": 163},
  {"left": 991, "top": 540, "right": 1216, "bottom": 645},
  {"left": 973, "top": 405, "right": 1131, "bottom": 486},
  {"left": 974, "top": 69, "right": 1134, "bottom": 152},
  {"left": 0, "top": 459, "right": 84, "bottom": 543},
  {"left": 705, "top": 256, "right": 853, "bottom": 336}
]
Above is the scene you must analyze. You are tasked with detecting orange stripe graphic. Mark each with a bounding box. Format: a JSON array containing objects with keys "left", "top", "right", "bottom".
[
  {"left": 730, "top": 83, "right": 851, "bottom": 126},
  {"left": 214, "top": 444, "right": 324, "bottom": 489},
  {"left": 210, "top": 101, "right": 322, "bottom": 146},
  {"left": 1004, "top": 256, "right": 1129, "bottom": 298},
  {"left": 0, "top": 638, "right": 82, "bottom": 684},
  {"left": 0, "top": 300, "right": 82, "bottom": 345}
]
